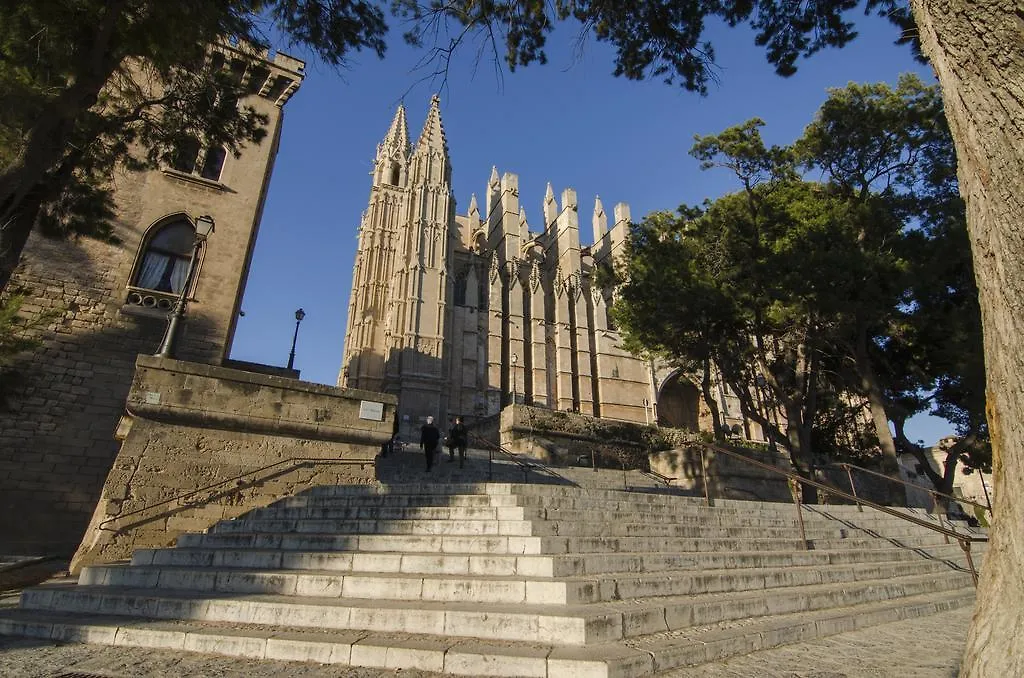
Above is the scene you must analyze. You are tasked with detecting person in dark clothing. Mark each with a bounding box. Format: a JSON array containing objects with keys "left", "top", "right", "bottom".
[
  {"left": 420, "top": 416, "right": 441, "bottom": 471},
  {"left": 448, "top": 416, "right": 468, "bottom": 467}
]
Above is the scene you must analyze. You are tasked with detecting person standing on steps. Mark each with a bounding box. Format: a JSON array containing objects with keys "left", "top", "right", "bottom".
[
  {"left": 420, "top": 416, "right": 441, "bottom": 472},
  {"left": 448, "top": 416, "right": 468, "bottom": 468}
]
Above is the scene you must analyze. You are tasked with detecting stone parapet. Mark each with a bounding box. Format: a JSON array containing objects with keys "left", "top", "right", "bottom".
[{"left": 69, "top": 357, "right": 395, "bottom": 572}]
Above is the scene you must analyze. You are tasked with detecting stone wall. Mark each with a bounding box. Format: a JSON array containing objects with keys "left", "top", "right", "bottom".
[
  {"left": 70, "top": 356, "right": 395, "bottom": 571},
  {"left": 499, "top": 405, "right": 682, "bottom": 466},
  {"left": 649, "top": 444, "right": 793, "bottom": 503}
]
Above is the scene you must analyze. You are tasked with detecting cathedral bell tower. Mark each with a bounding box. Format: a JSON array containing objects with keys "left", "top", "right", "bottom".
[
  {"left": 339, "top": 103, "right": 410, "bottom": 392},
  {"left": 340, "top": 96, "right": 455, "bottom": 436}
]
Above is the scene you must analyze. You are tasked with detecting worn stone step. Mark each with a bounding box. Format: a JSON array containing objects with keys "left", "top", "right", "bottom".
[
  {"left": 19, "top": 566, "right": 973, "bottom": 647},
  {"left": 80, "top": 554, "right": 968, "bottom": 606},
  {"left": 134, "top": 537, "right": 978, "bottom": 580},
  {"left": 208, "top": 516, "right": 846, "bottom": 540},
  {"left": 276, "top": 493, "right": 523, "bottom": 509},
  {"left": 0, "top": 586, "right": 974, "bottom": 677},
  {"left": 250, "top": 504, "right": 815, "bottom": 530},
  {"left": 178, "top": 529, "right": 834, "bottom": 555}
]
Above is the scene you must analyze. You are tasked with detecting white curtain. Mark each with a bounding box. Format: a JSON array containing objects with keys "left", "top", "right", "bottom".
[
  {"left": 169, "top": 256, "right": 191, "bottom": 294},
  {"left": 137, "top": 252, "right": 169, "bottom": 290}
]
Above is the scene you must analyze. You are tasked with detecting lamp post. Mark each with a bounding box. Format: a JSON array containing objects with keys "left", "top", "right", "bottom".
[
  {"left": 510, "top": 352, "right": 519, "bottom": 405},
  {"left": 287, "top": 308, "right": 306, "bottom": 370},
  {"left": 155, "top": 214, "right": 215, "bottom": 359}
]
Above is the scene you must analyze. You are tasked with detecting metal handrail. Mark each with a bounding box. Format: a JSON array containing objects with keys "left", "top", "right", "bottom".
[
  {"left": 698, "top": 442, "right": 987, "bottom": 585},
  {"left": 640, "top": 468, "right": 677, "bottom": 487},
  {"left": 97, "top": 457, "right": 372, "bottom": 532},
  {"left": 829, "top": 461, "right": 992, "bottom": 517},
  {"left": 469, "top": 434, "right": 577, "bottom": 486}
]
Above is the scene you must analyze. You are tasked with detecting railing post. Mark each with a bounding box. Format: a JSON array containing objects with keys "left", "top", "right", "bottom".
[
  {"left": 699, "top": 446, "right": 712, "bottom": 506},
  {"left": 843, "top": 464, "right": 862, "bottom": 512},
  {"left": 959, "top": 539, "right": 979, "bottom": 587},
  {"left": 789, "top": 477, "right": 808, "bottom": 549},
  {"left": 931, "top": 491, "right": 951, "bottom": 544},
  {"left": 979, "top": 473, "right": 993, "bottom": 517},
  {"left": 488, "top": 448, "right": 493, "bottom": 481}
]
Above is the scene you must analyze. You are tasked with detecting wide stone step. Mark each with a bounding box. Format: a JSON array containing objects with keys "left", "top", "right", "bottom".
[
  {"left": 19, "top": 566, "right": 973, "bottom": 646},
  {"left": 134, "top": 538, "right": 978, "bottom": 580},
  {"left": 80, "top": 554, "right": 968, "bottom": 606},
  {"left": 0, "top": 586, "right": 974, "bottom": 677},
  {"left": 250, "top": 504, "right": 816, "bottom": 530},
  {"left": 277, "top": 493, "right": 523, "bottom": 509},
  {"left": 178, "top": 530, "right": 831, "bottom": 555},
  {"left": 207, "top": 516, "right": 844, "bottom": 540},
  {"left": 0, "top": 585, "right": 975, "bottom": 677}
]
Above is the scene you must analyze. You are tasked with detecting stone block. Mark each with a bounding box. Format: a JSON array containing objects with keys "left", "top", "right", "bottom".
[
  {"left": 183, "top": 629, "right": 268, "bottom": 658},
  {"left": 114, "top": 625, "right": 186, "bottom": 650}
]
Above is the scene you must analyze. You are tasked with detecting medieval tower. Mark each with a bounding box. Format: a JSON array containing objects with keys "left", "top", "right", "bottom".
[{"left": 0, "top": 44, "right": 305, "bottom": 555}]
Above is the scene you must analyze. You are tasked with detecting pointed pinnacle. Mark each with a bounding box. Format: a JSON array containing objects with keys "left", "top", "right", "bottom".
[
  {"left": 383, "top": 103, "right": 410, "bottom": 153},
  {"left": 415, "top": 94, "right": 448, "bottom": 152}
]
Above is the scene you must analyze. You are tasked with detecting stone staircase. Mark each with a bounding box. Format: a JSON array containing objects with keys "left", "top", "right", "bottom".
[{"left": 0, "top": 451, "right": 986, "bottom": 677}]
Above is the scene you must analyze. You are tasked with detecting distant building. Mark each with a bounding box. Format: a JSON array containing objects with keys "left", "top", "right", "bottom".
[
  {"left": 899, "top": 436, "right": 993, "bottom": 514},
  {"left": 0, "top": 45, "right": 305, "bottom": 555},
  {"left": 339, "top": 99, "right": 758, "bottom": 440}
]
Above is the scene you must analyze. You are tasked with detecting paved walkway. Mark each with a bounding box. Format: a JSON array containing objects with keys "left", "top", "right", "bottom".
[{"left": 0, "top": 584, "right": 968, "bottom": 678}]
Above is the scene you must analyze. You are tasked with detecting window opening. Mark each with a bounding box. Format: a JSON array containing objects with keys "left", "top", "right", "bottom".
[{"left": 134, "top": 220, "right": 196, "bottom": 294}]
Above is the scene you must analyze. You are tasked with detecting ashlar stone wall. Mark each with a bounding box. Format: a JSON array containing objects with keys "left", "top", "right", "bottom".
[{"left": 71, "top": 356, "right": 395, "bottom": 571}]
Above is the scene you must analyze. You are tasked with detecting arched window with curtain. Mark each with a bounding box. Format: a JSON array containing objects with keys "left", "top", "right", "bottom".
[{"left": 133, "top": 218, "right": 196, "bottom": 294}]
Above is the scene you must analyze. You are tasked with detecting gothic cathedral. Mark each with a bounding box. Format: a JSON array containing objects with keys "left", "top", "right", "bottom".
[{"left": 340, "top": 98, "right": 716, "bottom": 439}]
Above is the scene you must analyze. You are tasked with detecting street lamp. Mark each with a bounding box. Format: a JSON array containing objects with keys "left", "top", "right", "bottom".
[
  {"left": 154, "top": 214, "right": 215, "bottom": 359},
  {"left": 287, "top": 308, "right": 306, "bottom": 370},
  {"left": 511, "top": 352, "right": 519, "bottom": 405}
]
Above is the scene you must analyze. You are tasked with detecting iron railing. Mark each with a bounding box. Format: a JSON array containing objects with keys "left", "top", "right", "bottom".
[
  {"left": 468, "top": 434, "right": 577, "bottom": 486},
  {"left": 829, "top": 461, "right": 992, "bottom": 518},
  {"left": 97, "top": 457, "right": 372, "bottom": 533},
  {"left": 695, "top": 443, "right": 988, "bottom": 585}
]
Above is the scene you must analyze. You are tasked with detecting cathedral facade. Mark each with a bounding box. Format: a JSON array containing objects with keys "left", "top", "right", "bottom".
[{"left": 339, "top": 98, "right": 713, "bottom": 438}]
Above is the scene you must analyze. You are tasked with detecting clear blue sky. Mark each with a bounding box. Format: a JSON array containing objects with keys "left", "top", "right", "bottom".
[{"left": 228, "top": 12, "right": 950, "bottom": 446}]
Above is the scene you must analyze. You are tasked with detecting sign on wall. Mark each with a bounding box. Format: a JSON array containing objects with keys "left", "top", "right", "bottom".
[{"left": 359, "top": 400, "right": 385, "bottom": 421}]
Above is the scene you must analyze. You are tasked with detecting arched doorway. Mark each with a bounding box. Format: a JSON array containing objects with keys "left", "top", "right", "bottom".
[{"left": 658, "top": 372, "right": 701, "bottom": 431}]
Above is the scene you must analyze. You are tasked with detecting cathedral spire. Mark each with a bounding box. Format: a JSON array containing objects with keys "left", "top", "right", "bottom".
[
  {"left": 373, "top": 103, "right": 410, "bottom": 186},
  {"left": 383, "top": 103, "right": 410, "bottom": 153},
  {"left": 414, "top": 94, "right": 448, "bottom": 153}
]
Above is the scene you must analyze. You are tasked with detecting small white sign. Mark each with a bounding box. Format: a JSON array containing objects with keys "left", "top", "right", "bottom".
[
  {"left": 144, "top": 391, "right": 161, "bottom": 405},
  {"left": 359, "top": 400, "right": 385, "bottom": 421}
]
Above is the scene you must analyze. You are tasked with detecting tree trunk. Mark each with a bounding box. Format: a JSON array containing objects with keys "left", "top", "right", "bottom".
[
  {"left": 699, "top": 358, "right": 724, "bottom": 440},
  {"left": 854, "top": 322, "right": 900, "bottom": 474},
  {"left": 909, "top": 2, "right": 1024, "bottom": 675}
]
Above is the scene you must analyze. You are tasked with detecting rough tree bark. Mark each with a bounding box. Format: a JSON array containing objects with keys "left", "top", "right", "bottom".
[{"left": 909, "top": 2, "right": 1024, "bottom": 675}]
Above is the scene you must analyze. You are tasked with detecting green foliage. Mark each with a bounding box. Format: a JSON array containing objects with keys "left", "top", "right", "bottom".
[
  {"left": 396, "top": 1, "right": 919, "bottom": 93},
  {"left": 612, "top": 76, "right": 987, "bottom": 481}
]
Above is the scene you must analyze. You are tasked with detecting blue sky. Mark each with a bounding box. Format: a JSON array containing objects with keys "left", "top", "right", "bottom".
[{"left": 228, "top": 12, "right": 950, "bottom": 445}]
